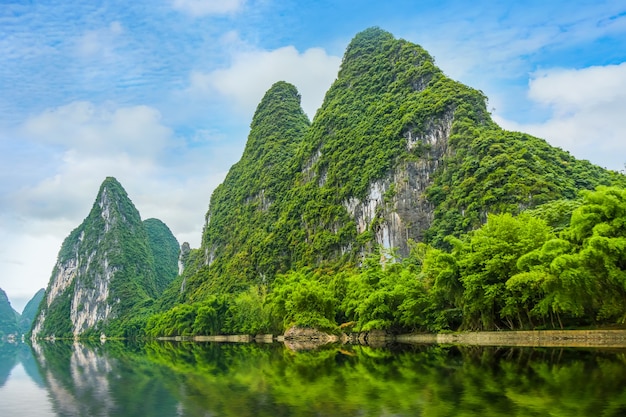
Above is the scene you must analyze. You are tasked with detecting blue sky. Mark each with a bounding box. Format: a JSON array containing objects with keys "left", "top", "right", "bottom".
[{"left": 1, "top": 0, "right": 625, "bottom": 311}]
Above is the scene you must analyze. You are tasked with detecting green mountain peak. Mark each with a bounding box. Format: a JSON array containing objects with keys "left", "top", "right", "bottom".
[{"left": 32, "top": 177, "right": 178, "bottom": 339}]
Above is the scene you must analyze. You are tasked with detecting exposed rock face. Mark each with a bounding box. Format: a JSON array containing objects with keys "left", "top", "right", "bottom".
[
  {"left": 32, "top": 177, "right": 175, "bottom": 338},
  {"left": 283, "top": 326, "right": 339, "bottom": 351},
  {"left": 342, "top": 113, "right": 451, "bottom": 255}
]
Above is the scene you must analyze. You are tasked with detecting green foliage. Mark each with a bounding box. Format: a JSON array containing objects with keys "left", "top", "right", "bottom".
[
  {"left": 561, "top": 187, "right": 626, "bottom": 322},
  {"left": 525, "top": 198, "right": 582, "bottom": 232},
  {"left": 185, "top": 81, "right": 311, "bottom": 299},
  {"left": 41, "top": 282, "right": 74, "bottom": 338},
  {"left": 143, "top": 218, "right": 179, "bottom": 294},
  {"left": 146, "top": 28, "right": 626, "bottom": 337},
  {"left": 0, "top": 288, "right": 19, "bottom": 337},
  {"left": 19, "top": 288, "right": 44, "bottom": 333},
  {"left": 339, "top": 250, "right": 428, "bottom": 332},
  {"left": 458, "top": 213, "right": 554, "bottom": 330},
  {"left": 418, "top": 240, "right": 464, "bottom": 331},
  {"left": 35, "top": 177, "right": 178, "bottom": 338},
  {"left": 266, "top": 269, "right": 339, "bottom": 332},
  {"left": 146, "top": 285, "right": 273, "bottom": 337},
  {"left": 144, "top": 183, "right": 626, "bottom": 337},
  {"left": 426, "top": 127, "right": 625, "bottom": 246}
]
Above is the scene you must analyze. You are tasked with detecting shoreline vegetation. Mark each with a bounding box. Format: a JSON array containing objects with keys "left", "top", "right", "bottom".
[{"left": 155, "top": 328, "right": 626, "bottom": 349}]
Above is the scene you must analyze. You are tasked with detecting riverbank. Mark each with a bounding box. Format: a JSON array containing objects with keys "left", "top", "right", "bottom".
[
  {"left": 157, "top": 329, "right": 626, "bottom": 349},
  {"left": 396, "top": 329, "right": 626, "bottom": 348},
  {"left": 157, "top": 334, "right": 284, "bottom": 343}
]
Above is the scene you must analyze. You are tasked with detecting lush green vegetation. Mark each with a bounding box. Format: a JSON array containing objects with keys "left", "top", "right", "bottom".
[
  {"left": 39, "top": 280, "right": 74, "bottom": 337},
  {"left": 184, "top": 81, "right": 311, "bottom": 299},
  {"left": 18, "top": 288, "right": 44, "bottom": 334},
  {"left": 34, "top": 29, "right": 626, "bottom": 338},
  {"left": 145, "top": 186, "right": 626, "bottom": 335},
  {"left": 152, "top": 27, "right": 626, "bottom": 337},
  {"left": 145, "top": 286, "right": 273, "bottom": 337},
  {"left": 143, "top": 218, "right": 179, "bottom": 294},
  {"left": 426, "top": 122, "right": 626, "bottom": 246},
  {"left": 0, "top": 289, "right": 18, "bottom": 338},
  {"left": 34, "top": 177, "right": 179, "bottom": 338}
]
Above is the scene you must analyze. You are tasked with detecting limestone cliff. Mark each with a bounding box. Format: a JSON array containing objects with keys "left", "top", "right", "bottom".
[{"left": 32, "top": 177, "right": 178, "bottom": 338}]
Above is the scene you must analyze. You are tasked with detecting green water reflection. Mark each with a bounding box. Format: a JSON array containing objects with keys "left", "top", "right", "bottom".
[{"left": 7, "top": 340, "right": 626, "bottom": 416}]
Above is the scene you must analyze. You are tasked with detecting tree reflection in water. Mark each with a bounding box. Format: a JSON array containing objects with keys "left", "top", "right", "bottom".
[{"left": 22, "top": 340, "right": 626, "bottom": 417}]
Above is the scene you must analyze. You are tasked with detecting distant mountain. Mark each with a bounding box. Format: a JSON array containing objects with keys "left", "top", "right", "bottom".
[
  {"left": 19, "top": 288, "right": 44, "bottom": 334},
  {"left": 0, "top": 288, "right": 18, "bottom": 337},
  {"left": 144, "top": 218, "right": 180, "bottom": 294},
  {"left": 180, "top": 27, "right": 625, "bottom": 301},
  {"left": 32, "top": 177, "right": 178, "bottom": 339}
]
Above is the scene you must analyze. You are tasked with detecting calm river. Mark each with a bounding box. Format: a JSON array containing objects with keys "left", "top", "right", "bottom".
[{"left": 1, "top": 339, "right": 626, "bottom": 416}]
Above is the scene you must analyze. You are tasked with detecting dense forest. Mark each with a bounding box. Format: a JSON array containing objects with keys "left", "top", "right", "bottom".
[
  {"left": 0, "top": 289, "right": 19, "bottom": 337},
  {"left": 144, "top": 186, "right": 626, "bottom": 335}
]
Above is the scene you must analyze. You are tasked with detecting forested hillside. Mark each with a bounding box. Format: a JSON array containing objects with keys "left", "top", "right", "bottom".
[
  {"left": 19, "top": 288, "right": 44, "bottom": 333},
  {"left": 144, "top": 218, "right": 180, "bottom": 294},
  {"left": 0, "top": 289, "right": 18, "bottom": 337},
  {"left": 145, "top": 28, "right": 626, "bottom": 337}
]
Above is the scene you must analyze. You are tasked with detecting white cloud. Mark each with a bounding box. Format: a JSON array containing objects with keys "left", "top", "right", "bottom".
[
  {"left": 77, "top": 21, "right": 124, "bottom": 58},
  {"left": 12, "top": 100, "right": 224, "bottom": 239},
  {"left": 0, "top": 229, "right": 63, "bottom": 313},
  {"left": 1, "top": 101, "right": 227, "bottom": 308},
  {"left": 188, "top": 45, "right": 341, "bottom": 119},
  {"left": 494, "top": 62, "right": 626, "bottom": 171},
  {"left": 172, "top": 0, "right": 246, "bottom": 16},
  {"left": 528, "top": 64, "right": 626, "bottom": 115},
  {"left": 22, "top": 101, "right": 171, "bottom": 157}
]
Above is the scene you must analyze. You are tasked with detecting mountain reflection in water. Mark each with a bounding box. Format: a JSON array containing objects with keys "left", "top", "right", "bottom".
[{"left": 1, "top": 340, "right": 626, "bottom": 416}]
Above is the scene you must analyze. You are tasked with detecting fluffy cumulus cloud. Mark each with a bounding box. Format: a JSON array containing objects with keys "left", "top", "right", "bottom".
[
  {"left": 0, "top": 101, "right": 226, "bottom": 310},
  {"left": 494, "top": 62, "right": 626, "bottom": 171},
  {"left": 188, "top": 45, "right": 341, "bottom": 119},
  {"left": 0, "top": 227, "right": 66, "bottom": 313},
  {"left": 172, "top": 0, "right": 246, "bottom": 16},
  {"left": 21, "top": 101, "right": 171, "bottom": 157},
  {"left": 11, "top": 100, "right": 224, "bottom": 240}
]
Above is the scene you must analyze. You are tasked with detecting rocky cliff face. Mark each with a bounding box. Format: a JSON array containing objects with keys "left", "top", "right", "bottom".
[
  {"left": 32, "top": 177, "right": 177, "bottom": 338},
  {"left": 342, "top": 110, "right": 454, "bottom": 255}
]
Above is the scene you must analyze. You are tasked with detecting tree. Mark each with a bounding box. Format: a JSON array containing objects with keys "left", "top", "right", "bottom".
[{"left": 459, "top": 213, "right": 553, "bottom": 330}]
